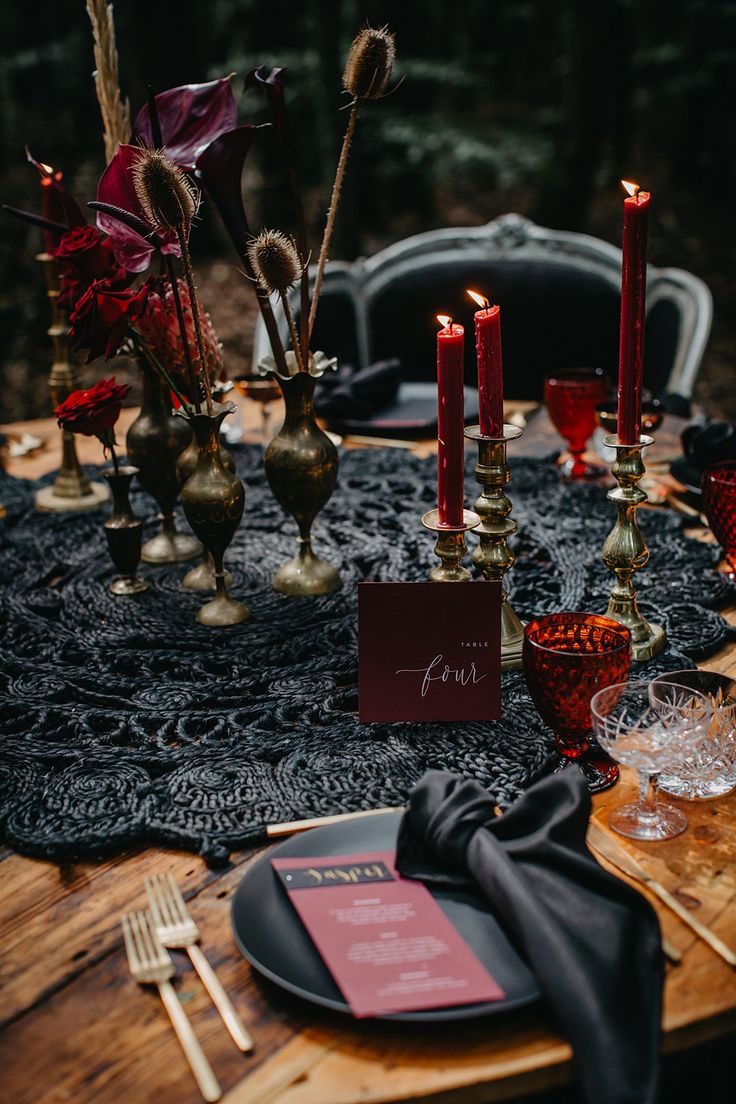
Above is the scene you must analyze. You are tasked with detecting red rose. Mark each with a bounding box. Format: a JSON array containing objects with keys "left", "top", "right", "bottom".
[
  {"left": 54, "top": 378, "right": 130, "bottom": 437},
  {"left": 69, "top": 278, "right": 151, "bottom": 362},
  {"left": 55, "top": 226, "right": 129, "bottom": 313},
  {"left": 55, "top": 226, "right": 118, "bottom": 281}
]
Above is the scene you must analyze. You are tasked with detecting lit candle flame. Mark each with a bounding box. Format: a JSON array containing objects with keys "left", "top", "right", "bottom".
[
  {"left": 437, "top": 314, "right": 453, "bottom": 330},
  {"left": 466, "top": 289, "right": 490, "bottom": 309},
  {"left": 621, "top": 179, "right": 641, "bottom": 197},
  {"left": 40, "top": 162, "right": 54, "bottom": 175}
]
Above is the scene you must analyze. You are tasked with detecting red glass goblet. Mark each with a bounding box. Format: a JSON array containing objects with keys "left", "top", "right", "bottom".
[
  {"left": 544, "top": 369, "right": 608, "bottom": 480},
  {"left": 523, "top": 612, "right": 632, "bottom": 792},
  {"left": 702, "top": 461, "right": 736, "bottom": 577}
]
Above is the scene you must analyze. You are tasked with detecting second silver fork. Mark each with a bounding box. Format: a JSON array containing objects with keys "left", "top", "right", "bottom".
[{"left": 146, "top": 872, "right": 254, "bottom": 1052}]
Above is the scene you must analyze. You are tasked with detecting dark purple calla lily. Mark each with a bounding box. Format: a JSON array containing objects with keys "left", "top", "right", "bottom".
[
  {"left": 194, "top": 124, "right": 269, "bottom": 258},
  {"left": 96, "top": 144, "right": 180, "bottom": 273},
  {"left": 134, "top": 77, "right": 238, "bottom": 171},
  {"left": 244, "top": 67, "right": 306, "bottom": 250}
]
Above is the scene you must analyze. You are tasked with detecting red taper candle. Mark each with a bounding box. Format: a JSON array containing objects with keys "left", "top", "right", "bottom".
[
  {"left": 468, "top": 290, "right": 503, "bottom": 436},
  {"left": 436, "top": 314, "right": 465, "bottom": 527},
  {"left": 617, "top": 181, "right": 650, "bottom": 445}
]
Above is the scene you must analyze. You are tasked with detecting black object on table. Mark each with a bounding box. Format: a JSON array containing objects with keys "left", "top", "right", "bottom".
[{"left": 396, "top": 768, "right": 663, "bottom": 1104}]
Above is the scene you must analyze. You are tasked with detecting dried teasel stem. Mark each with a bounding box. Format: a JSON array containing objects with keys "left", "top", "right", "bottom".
[
  {"left": 308, "top": 27, "right": 395, "bottom": 339},
  {"left": 176, "top": 227, "right": 214, "bottom": 416},
  {"left": 249, "top": 229, "right": 305, "bottom": 371},
  {"left": 132, "top": 150, "right": 197, "bottom": 232},
  {"left": 164, "top": 254, "right": 201, "bottom": 413},
  {"left": 307, "top": 100, "right": 358, "bottom": 340},
  {"left": 85, "top": 0, "right": 131, "bottom": 162},
  {"left": 280, "top": 293, "right": 305, "bottom": 373}
]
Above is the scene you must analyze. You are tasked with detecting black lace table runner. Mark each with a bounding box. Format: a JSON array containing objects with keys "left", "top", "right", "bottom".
[{"left": 0, "top": 447, "right": 732, "bottom": 864}]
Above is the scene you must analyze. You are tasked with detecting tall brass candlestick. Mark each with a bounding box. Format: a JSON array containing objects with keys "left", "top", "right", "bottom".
[
  {"left": 421, "top": 508, "right": 480, "bottom": 582},
  {"left": 34, "top": 252, "right": 109, "bottom": 512},
  {"left": 601, "top": 433, "right": 665, "bottom": 661},
  {"left": 464, "top": 424, "right": 525, "bottom": 670}
]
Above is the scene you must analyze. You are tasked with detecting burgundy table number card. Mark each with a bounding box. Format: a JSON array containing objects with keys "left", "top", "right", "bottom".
[
  {"left": 272, "top": 850, "right": 505, "bottom": 1017},
  {"left": 358, "top": 581, "right": 501, "bottom": 722}
]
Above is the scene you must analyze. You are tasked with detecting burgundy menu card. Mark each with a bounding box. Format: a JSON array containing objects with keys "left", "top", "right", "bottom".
[
  {"left": 271, "top": 850, "right": 505, "bottom": 1017},
  {"left": 358, "top": 581, "right": 501, "bottom": 722}
]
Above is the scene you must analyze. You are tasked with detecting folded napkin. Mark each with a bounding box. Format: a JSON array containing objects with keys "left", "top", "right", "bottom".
[
  {"left": 396, "top": 769, "right": 663, "bottom": 1104},
  {"left": 314, "top": 359, "right": 401, "bottom": 421}
]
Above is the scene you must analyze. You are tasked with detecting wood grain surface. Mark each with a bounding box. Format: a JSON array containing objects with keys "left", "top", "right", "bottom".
[{"left": 1, "top": 403, "right": 735, "bottom": 1104}]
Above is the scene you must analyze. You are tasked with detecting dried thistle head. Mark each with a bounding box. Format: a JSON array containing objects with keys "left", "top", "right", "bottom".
[
  {"left": 132, "top": 148, "right": 197, "bottom": 231},
  {"left": 248, "top": 229, "right": 301, "bottom": 294},
  {"left": 343, "top": 26, "right": 395, "bottom": 101}
]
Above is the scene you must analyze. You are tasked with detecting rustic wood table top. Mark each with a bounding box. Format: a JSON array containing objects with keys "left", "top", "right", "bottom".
[{"left": 1, "top": 401, "right": 735, "bottom": 1104}]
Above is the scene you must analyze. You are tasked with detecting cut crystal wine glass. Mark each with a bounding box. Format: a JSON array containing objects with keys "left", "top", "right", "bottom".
[{"left": 590, "top": 681, "right": 710, "bottom": 840}]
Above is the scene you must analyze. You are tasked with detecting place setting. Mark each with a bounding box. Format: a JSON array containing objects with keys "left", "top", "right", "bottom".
[{"left": 2, "top": 6, "right": 736, "bottom": 1104}]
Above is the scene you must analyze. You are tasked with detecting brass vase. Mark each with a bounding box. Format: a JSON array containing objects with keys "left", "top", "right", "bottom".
[
  {"left": 177, "top": 434, "right": 235, "bottom": 591},
  {"left": 180, "top": 404, "right": 249, "bottom": 626},
  {"left": 102, "top": 466, "right": 149, "bottom": 595},
  {"left": 264, "top": 372, "right": 341, "bottom": 596},
  {"left": 126, "top": 362, "right": 201, "bottom": 564}
]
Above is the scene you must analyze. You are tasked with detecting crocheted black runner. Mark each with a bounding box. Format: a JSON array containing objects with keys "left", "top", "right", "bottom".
[{"left": 0, "top": 447, "right": 732, "bottom": 864}]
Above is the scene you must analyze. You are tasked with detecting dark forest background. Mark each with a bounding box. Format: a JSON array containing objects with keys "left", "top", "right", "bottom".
[{"left": 1, "top": 0, "right": 736, "bottom": 422}]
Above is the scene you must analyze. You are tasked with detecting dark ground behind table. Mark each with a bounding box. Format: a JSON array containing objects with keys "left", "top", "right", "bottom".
[{"left": 0, "top": 445, "right": 733, "bottom": 864}]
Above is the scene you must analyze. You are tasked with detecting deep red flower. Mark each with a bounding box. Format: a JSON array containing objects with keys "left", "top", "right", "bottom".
[
  {"left": 69, "top": 278, "right": 151, "bottom": 362},
  {"left": 55, "top": 226, "right": 118, "bottom": 280},
  {"left": 54, "top": 378, "right": 130, "bottom": 437},
  {"left": 96, "top": 145, "right": 181, "bottom": 273},
  {"left": 133, "top": 77, "right": 237, "bottom": 171},
  {"left": 54, "top": 226, "right": 129, "bottom": 310},
  {"left": 136, "top": 274, "right": 223, "bottom": 400}
]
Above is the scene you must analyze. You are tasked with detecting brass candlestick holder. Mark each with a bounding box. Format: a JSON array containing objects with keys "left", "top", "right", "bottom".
[
  {"left": 464, "top": 424, "right": 526, "bottom": 670},
  {"left": 602, "top": 433, "right": 666, "bottom": 662},
  {"left": 34, "top": 252, "right": 109, "bottom": 513},
  {"left": 421, "top": 508, "right": 480, "bottom": 582}
]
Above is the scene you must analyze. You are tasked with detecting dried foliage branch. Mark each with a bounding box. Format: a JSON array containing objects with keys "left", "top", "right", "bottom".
[
  {"left": 85, "top": 0, "right": 131, "bottom": 163},
  {"left": 308, "top": 26, "right": 396, "bottom": 338}
]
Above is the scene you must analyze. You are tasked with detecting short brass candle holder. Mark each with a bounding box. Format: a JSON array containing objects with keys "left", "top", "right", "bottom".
[
  {"left": 602, "top": 433, "right": 666, "bottom": 662},
  {"left": 464, "top": 424, "right": 526, "bottom": 670},
  {"left": 34, "top": 252, "right": 109, "bottom": 513},
  {"left": 421, "top": 508, "right": 480, "bottom": 582}
]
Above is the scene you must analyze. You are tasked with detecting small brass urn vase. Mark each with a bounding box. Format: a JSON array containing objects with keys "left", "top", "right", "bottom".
[
  {"left": 180, "top": 404, "right": 249, "bottom": 626},
  {"left": 264, "top": 371, "right": 341, "bottom": 596},
  {"left": 126, "top": 362, "right": 200, "bottom": 564},
  {"left": 102, "top": 466, "right": 149, "bottom": 596}
]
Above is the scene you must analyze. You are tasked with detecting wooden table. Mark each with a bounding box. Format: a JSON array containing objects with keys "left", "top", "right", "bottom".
[{"left": 2, "top": 404, "right": 735, "bottom": 1104}]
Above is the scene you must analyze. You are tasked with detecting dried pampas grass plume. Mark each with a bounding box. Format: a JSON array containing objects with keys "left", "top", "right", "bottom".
[
  {"left": 86, "top": 0, "right": 131, "bottom": 162},
  {"left": 132, "top": 149, "right": 198, "bottom": 232},
  {"left": 343, "top": 26, "right": 396, "bottom": 101},
  {"left": 248, "top": 230, "right": 301, "bottom": 295}
]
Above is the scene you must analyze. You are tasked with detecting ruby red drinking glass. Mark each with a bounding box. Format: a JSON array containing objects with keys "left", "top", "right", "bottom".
[
  {"left": 702, "top": 461, "right": 736, "bottom": 576},
  {"left": 544, "top": 369, "right": 608, "bottom": 480},
  {"left": 523, "top": 612, "right": 632, "bottom": 792}
]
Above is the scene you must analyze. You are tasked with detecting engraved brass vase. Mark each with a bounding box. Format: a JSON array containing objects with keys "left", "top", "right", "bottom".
[
  {"left": 264, "top": 372, "right": 341, "bottom": 596},
  {"left": 102, "top": 466, "right": 149, "bottom": 595},
  {"left": 177, "top": 434, "right": 235, "bottom": 591},
  {"left": 126, "top": 361, "right": 200, "bottom": 564},
  {"left": 180, "top": 404, "right": 249, "bottom": 626}
]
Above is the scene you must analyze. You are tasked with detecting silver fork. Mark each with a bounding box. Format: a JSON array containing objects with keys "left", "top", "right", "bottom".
[
  {"left": 121, "top": 910, "right": 221, "bottom": 1102},
  {"left": 146, "top": 872, "right": 253, "bottom": 1052}
]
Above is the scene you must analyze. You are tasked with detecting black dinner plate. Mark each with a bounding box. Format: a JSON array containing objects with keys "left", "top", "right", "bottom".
[
  {"left": 326, "top": 382, "right": 480, "bottom": 437},
  {"left": 231, "top": 811, "right": 541, "bottom": 1022}
]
